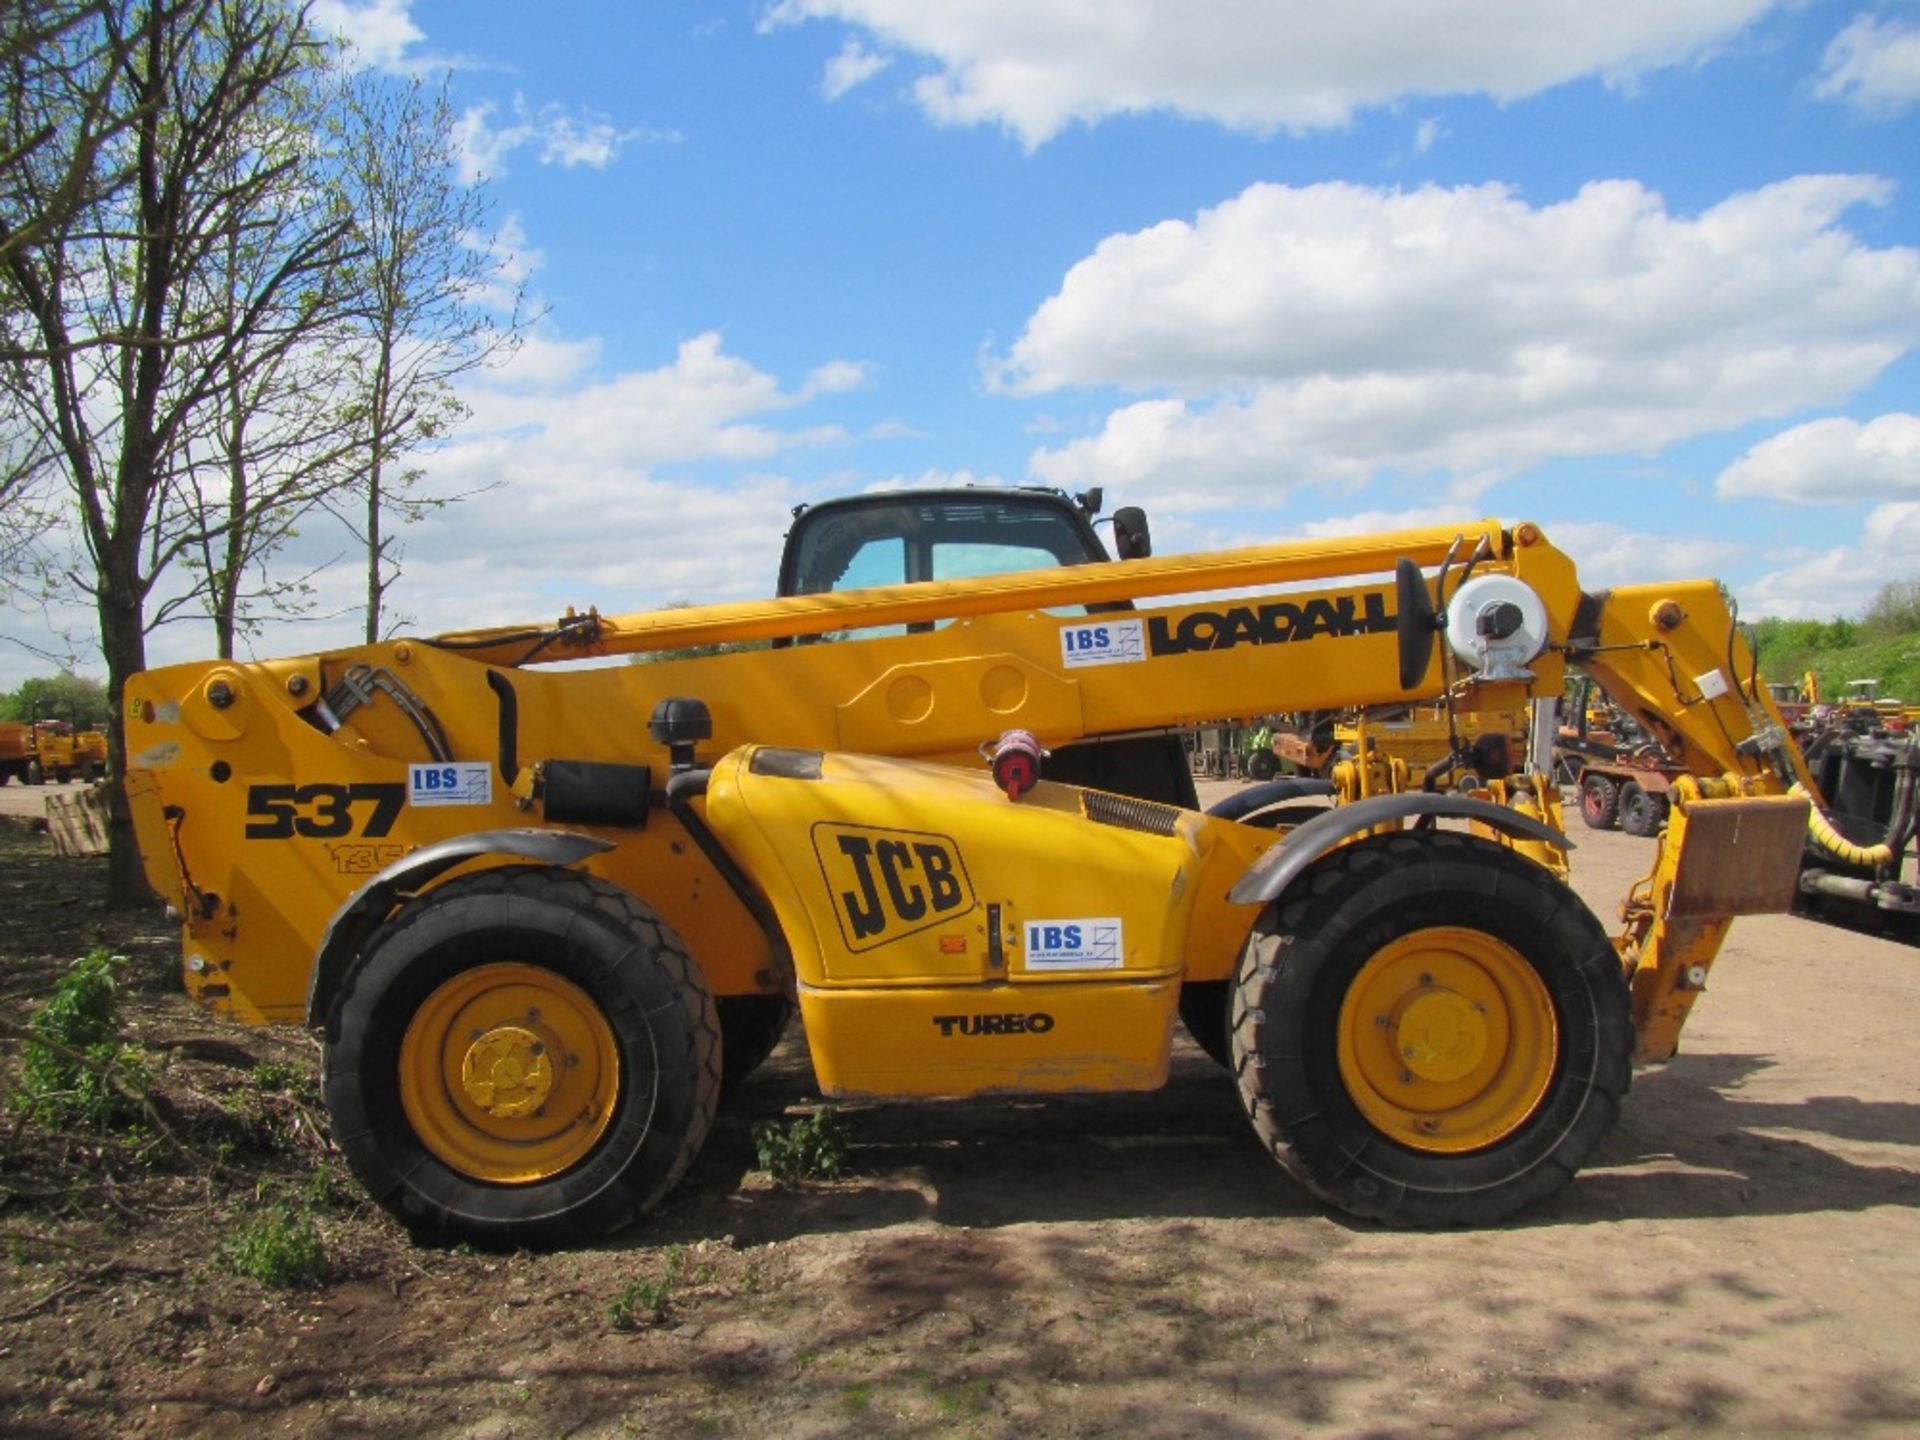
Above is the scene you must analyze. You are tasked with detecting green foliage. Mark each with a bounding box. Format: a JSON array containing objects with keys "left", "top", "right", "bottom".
[
  {"left": 218, "top": 1204, "right": 328, "bottom": 1289},
  {"left": 249, "top": 1061, "right": 299, "bottom": 1093},
  {"left": 932, "top": 1377, "right": 993, "bottom": 1418},
  {"left": 10, "top": 949, "right": 149, "bottom": 1129},
  {"left": 1863, "top": 579, "right": 1920, "bottom": 639},
  {"left": 0, "top": 672, "right": 108, "bottom": 727},
  {"left": 753, "top": 1107, "right": 848, "bottom": 1185},
  {"left": 1749, "top": 578, "right": 1920, "bottom": 704},
  {"left": 608, "top": 1245, "right": 685, "bottom": 1330}
]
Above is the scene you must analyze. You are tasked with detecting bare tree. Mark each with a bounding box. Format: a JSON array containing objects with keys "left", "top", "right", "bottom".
[
  {"left": 324, "top": 71, "right": 527, "bottom": 643},
  {"left": 0, "top": 1, "right": 164, "bottom": 564},
  {"left": 174, "top": 118, "right": 366, "bottom": 658},
  {"left": 0, "top": 0, "right": 356, "bottom": 905},
  {"left": 0, "top": 1, "right": 148, "bottom": 274}
]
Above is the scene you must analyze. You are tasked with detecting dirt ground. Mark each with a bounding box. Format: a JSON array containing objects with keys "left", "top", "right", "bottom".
[{"left": 0, "top": 779, "right": 1916, "bottom": 1439}]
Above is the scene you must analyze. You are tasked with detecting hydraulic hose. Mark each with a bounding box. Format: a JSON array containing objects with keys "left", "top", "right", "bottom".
[{"left": 1791, "top": 782, "right": 1898, "bottom": 867}]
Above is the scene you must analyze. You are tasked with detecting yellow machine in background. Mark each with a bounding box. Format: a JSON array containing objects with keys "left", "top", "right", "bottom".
[
  {"left": 123, "top": 500, "right": 1811, "bottom": 1246},
  {"left": 0, "top": 710, "right": 109, "bottom": 784}
]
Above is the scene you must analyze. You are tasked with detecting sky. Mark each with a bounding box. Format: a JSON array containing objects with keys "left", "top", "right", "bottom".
[{"left": 5, "top": 0, "right": 1920, "bottom": 689}]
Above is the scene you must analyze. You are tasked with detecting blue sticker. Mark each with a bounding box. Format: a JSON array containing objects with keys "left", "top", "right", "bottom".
[{"left": 407, "top": 762, "right": 493, "bottom": 807}]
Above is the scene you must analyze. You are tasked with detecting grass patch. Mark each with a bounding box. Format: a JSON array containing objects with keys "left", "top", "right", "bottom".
[
  {"left": 932, "top": 1377, "right": 992, "bottom": 1418},
  {"left": 608, "top": 1244, "right": 686, "bottom": 1330},
  {"left": 752, "top": 1107, "right": 847, "bottom": 1185},
  {"left": 8, "top": 948, "right": 151, "bottom": 1130},
  {"left": 218, "top": 1203, "right": 328, "bottom": 1289}
]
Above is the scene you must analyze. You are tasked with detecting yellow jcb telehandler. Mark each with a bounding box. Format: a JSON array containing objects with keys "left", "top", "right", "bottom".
[{"left": 123, "top": 494, "right": 1814, "bottom": 1246}]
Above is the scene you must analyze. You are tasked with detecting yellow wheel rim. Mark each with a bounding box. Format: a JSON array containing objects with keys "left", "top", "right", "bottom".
[
  {"left": 399, "top": 963, "right": 620, "bottom": 1184},
  {"left": 1337, "top": 926, "right": 1558, "bottom": 1153}
]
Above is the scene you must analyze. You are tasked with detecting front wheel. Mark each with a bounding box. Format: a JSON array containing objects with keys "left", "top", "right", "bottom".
[
  {"left": 1231, "top": 831, "right": 1632, "bottom": 1226},
  {"left": 324, "top": 866, "right": 721, "bottom": 1248},
  {"left": 1246, "top": 748, "right": 1279, "bottom": 781}
]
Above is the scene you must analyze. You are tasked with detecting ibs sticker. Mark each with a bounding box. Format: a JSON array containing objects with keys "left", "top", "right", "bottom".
[
  {"left": 408, "top": 762, "right": 492, "bottom": 807},
  {"left": 1023, "top": 918, "right": 1123, "bottom": 970},
  {"left": 1058, "top": 618, "right": 1145, "bottom": 669}
]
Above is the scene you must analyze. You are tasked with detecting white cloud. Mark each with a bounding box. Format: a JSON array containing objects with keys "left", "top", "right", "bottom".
[
  {"left": 1542, "top": 520, "right": 1741, "bottom": 589},
  {"left": 1414, "top": 117, "right": 1444, "bottom": 154},
  {"left": 456, "top": 212, "right": 547, "bottom": 313},
  {"left": 802, "top": 359, "right": 873, "bottom": 397},
  {"left": 0, "top": 330, "right": 874, "bottom": 689},
  {"left": 1739, "top": 501, "right": 1920, "bottom": 617},
  {"left": 1716, "top": 413, "right": 1920, "bottom": 504},
  {"left": 1293, "top": 510, "right": 1740, "bottom": 589},
  {"left": 454, "top": 96, "right": 673, "bottom": 184},
  {"left": 765, "top": 0, "right": 1782, "bottom": 147},
  {"left": 485, "top": 332, "right": 602, "bottom": 393},
  {"left": 308, "top": 0, "right": 425, "bottom": 70},
  {"left": 452, "top": 332, "right": 855, "bottom": 470},
  {"left": 822, "top": 39, "right": 892, "bottom": 99},
  {"left": 1001, "top": 176, "right": 1920, "bottom": 512},
  {"left": 1300, "top": 506, "right": 1501, "bottom": 540},
  {"left": 1813, "top": 13, "right": 1920, "bottom": 117}
]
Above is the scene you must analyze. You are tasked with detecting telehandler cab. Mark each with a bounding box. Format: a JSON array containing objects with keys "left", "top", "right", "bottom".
[{"left": 123, "top": 501, "right": 1815, "bottom": 1246}]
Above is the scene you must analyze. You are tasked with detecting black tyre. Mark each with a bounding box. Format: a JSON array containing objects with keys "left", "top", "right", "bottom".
[
  {"left": 1577, "top": 774, "right": 1620, "bottom": 830},
  {"left": 1246, "top": 748, "right": 1279, "bottom": 782},
  {"left": 1618, "top": 782, "right": 1666, "bottom": 837},
  {"left": 1231, "top": 831, "right": 1632, "bottom": 1226},
  {"left": 324, "top": 866, "right": 721, "bottom": 1248},
  {"left": 716, "top": 995, "right": 794, "bottom": 1093},
  {"left": 1177, "top": 981, "right": 1232, "bottom": 1068}
]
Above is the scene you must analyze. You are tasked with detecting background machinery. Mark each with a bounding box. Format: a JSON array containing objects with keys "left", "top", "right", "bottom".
[
  {"left": 0, "top": 705, "right": 108, "bottom": 785},
  {"left": 122, "top": 504, "right": 1813, "bottom": 1246}
]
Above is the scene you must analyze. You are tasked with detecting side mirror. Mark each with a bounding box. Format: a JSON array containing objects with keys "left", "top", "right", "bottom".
[
  {"left": 1111, "top": 506, "right": 1152, "bottom": 560},
  {"left": 1395, "top": 557, "right": 1437, "bottom": 692}
]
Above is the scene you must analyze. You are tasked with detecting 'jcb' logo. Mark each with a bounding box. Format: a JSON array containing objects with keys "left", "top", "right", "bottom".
[{"left": 812, "top": 823, "right": 974, "bottom": 952}]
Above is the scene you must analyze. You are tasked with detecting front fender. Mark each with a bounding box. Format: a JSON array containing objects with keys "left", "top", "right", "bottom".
[
  {"left": 303, "top": 828, "right": 612, "bottom": 1027},
  {"left": 1227, "top": 793, "right": 1570, "bottom": 907}
]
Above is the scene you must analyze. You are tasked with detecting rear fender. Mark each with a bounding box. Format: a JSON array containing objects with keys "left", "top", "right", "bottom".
[
  {"left": 303, "top": 828, "right": 612, "bottom": 1027},
  {"left": 1227, "top": 793, "right": 1570, "bottom": 907}
]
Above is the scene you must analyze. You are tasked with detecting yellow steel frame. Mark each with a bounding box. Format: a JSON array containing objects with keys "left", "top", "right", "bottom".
[{"left": 123, "top": 517, "right": 1806, "bottom": 1068}]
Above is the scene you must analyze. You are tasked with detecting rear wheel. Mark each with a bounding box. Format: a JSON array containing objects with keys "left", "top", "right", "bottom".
[
  {"left": 324, "top": 866, "right": 721, "bottom": 1248},
  {"left": 1246, "top": 748, "right": 1279, "bottom": 781},
  {"left": 1617, "top": 782, "right": 1666, "bottom": 837},
  {"left": 1577, "top": 774, "right": 1620, "bottom": 830},
  {"left": 1231, "top": 831, "right": 1631, "bottom": 1226}
]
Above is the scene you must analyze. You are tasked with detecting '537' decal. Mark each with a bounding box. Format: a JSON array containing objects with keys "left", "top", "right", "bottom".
[{"left": 245, "top": 782, "right": 406, "bottom": 840}]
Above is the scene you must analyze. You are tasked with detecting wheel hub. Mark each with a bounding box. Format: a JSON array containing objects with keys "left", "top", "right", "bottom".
[
  {"left": 1337, "top": 926, "right": 1558, "bottom": 1153},
  {"left": 399, "top": 963, "right": 620, "bottom": 1184},
  {"left": 1394, "top": 989, "right": 1487, "bottom": 1084},
  {"left": 460, "top": 1025, "right": 555, "bottom": 1118}
]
